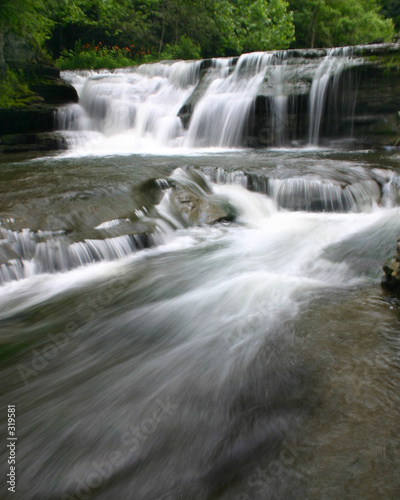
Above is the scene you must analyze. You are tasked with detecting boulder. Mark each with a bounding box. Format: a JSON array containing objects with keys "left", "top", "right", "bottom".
[
  {"left": 381, "top": 237, "right": 400, "bottom": 292},
  {"left": 169, "top": 177, "right": 236, "bottom": 226},
  {"left": 170, "top": 186, "right": 235, "bottom": 225}
]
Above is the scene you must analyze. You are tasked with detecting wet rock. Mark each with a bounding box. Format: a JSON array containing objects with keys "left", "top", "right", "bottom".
[
  {"left": 169, "top": 184, "right": 236, "bottom": 225},
  {"left": 0, "top": 30, "right": 78, "bottom": 153},
  {"left": 31, "top": 78, "right": 78, "bottom": 104},
  {"left": 0, "top": 32, "right": 6, "bottom": 78},
  {"left": 0, "top": 132, "right": 68, "bottom": 153},
  {"left": 0, "top": 244, "right": 21, "bottom": 265},
  {"left": 0, "top": 106, "right": 55, "bottom": 136},
  {"left": 178, "top": 69, "right": 214, "bottom": 128},
  {"left": 381, "top": 237, "right": 400, "bottom": 292}
]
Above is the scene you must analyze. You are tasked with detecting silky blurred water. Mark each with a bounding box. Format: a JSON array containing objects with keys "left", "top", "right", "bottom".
[{"left": 0, "top": 148, "right": 400, "bottom": 499}]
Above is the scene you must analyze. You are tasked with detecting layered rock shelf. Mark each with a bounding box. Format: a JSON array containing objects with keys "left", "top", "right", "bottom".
[
  {"left": 0, "top": 31, "right": 78, "bottom": 154},
  {"left": 178, "top": 43, "right": 400, "bottom": 148}
]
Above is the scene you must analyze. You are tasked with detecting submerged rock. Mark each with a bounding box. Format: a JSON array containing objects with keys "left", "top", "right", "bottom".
[{"left": 381, "top": 237, "right": 400, "bottom": 292}]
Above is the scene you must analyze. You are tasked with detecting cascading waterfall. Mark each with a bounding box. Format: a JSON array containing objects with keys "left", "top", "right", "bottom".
[
  {"left": 0, "top": 227, "right": 153, "bottom": 285},
  {"left": 308, "top": 47, "right": 355, "bottom": 146},
  {"left": 264, "top": 51, "right": 289, "bottom": 147},
  {"left": 57, "top": 60, "right": 202, "bottom": 151},
  {"left": 1, "top": 163, "right": 399, "bottom": 287},
  {"left": 56, "top": 47, "right": 364, "bottom": 152},
  {"left": 184, "top": 52, "right": 272, "bottom": 147},
  {"left": 3, "top": 44, "right": 400, "bottom": 500}
]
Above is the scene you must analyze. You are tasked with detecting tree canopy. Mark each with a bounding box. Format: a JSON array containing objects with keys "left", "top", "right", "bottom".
[
  {"left": 0, "top": 0, "right": 397, "bottom": 65},
  {"left": 288, "top": 0, "right": 395, "bottom": 48}
]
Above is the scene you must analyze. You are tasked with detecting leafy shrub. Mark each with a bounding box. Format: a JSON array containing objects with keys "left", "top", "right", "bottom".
[
  {"left": 161, "top": 36, "right": 201, "bottom": 60},
  {"left": 57, "top": 41, "right": 135, "bottom": 70}
]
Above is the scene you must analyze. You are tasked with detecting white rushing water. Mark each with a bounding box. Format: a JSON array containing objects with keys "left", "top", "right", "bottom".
[
  {"left": 2, "top": 47, "right": 400, "bottom": 500},
  {"left": 56, "top": 48, "right": 362, "bottom": 155},
  {"left": 1, "top": 154, "right": 399, "bottom": 500},
  {"left": 308, "top": 47, "right": 356, "bottom": 146},
  {"left": 57, "top": 60, "right": 202, "bottom": 153},
  {"left": 184, "top": 52, "right": 272, "bottom": 147},
  {"left": 1, "top": 163, "right": 399, "bottom": 293}
]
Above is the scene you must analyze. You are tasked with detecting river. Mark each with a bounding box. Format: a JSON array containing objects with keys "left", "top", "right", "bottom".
[{"left": 0, "top": 52, "right": 400, "bottom": 500}]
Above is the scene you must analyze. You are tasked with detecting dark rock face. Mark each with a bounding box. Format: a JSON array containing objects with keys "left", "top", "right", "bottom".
[
  {"left": 0, "top": 107, "right": 55, "bottom": 135},
  {"left": 382, "top": 238, "right": 400, "bottom": 293},
  {"left": 0, "top": 132, "right": 68, "bottom": 154},
  {"left": 352, "top": 65, "right": 400, "bottom": 146},
  {"left": 178, "top": 43, "right": 400, "bottom": 148},
  {"left": 31, "top": 80, "right": 78, "bottom": 104},
  {"left": 246, "top": 94, "right": 309, "bottom": 147},
  {"left": 249, "top": 47, "right": 400, "bottom": 147},
  {"left": 3, "top": 32, "right": 37, "bottom": 67},
  {"left": 0, "top": 32, "right": 7, "bottom": 78},
  {"left": 0, "top": 31, "right": 78, "bottom": 152}
]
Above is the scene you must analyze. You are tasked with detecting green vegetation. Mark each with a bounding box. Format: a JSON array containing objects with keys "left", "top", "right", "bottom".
[
  {"left": 0, "top": 70, "right": 35, "bottom": 108},
  {"left": 288, "top": 0, "right": 395, "bottom": 48},
  {"left": 380, "top": 54, "right": 400, "bottom": 73},
  {"left": 380, "top": 0, "right": 400, "bottom": 30},
  {"left": 46, "top": 0, "right": 295, "bottom": 61},
  {"left": 0, "top": 0, "right": 398, "bottom": 76},
  {"left": 44, "top": 0, "right": 397, "bottom": 61},
  {"left": 57, "top": 42, "right": 135, "bottom": 69},
  {"left": 0, "top": 0, "right": 53, "bottom": 42},
  {"left": 1, "top": 0, "right": 398, "bottom": 64}
]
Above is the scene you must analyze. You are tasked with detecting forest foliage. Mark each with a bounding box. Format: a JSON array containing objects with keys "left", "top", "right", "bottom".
[{"left": 0, "top": 0, "right": 398, "bottom": 68}]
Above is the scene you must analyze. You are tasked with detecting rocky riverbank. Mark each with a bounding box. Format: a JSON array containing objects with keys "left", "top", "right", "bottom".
[
  {"left": 0, "top": 31, "right": 78, "bottom": 154},
  {"left": 382, "top": 238, "right": 400, "bottom": 293}
]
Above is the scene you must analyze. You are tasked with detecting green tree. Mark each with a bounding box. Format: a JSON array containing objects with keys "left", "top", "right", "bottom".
[
  {"left": 288, "top": 0, "right": 395, "bottom": 48},
  {"left": 0, "top": 0, "right": 53, "bottom": 43},
  {"left": 234, "top": 0, "right": 294, "bottom": 52},
  {"left": 46, "top": 0, "right": 295, "bottom": 60},
  {"left": 380, "top": 0, "right": 400, "bottom": 30}
]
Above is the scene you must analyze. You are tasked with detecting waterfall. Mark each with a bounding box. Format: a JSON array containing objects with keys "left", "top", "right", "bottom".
[
  {"left": 308, "top": 47, "right": 356, "bottom": 146},
  {"left": 56, "top": 61, "right": 202, "bottom": 151},
  {"left": 56, "top": 48, "right": 364, "bottom": 153},
  {"left": 184, "top": 52, "right": 272, "bottom": 147},
  {"left": 1, "top": 162, "right": 397, "bottom": 286},
  {"left": 0, "top": 228, "right": 153, "bottom": 285}
]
